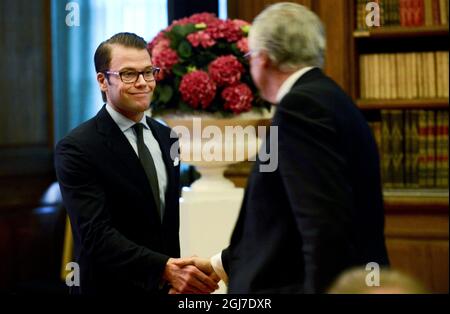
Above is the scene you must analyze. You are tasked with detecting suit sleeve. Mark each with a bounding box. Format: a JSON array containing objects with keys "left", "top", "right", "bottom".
[
  {"left": 221, "top": 248, "right": 230, "bottom": 273},
  {"left": 55, "top": 135, "right": 169, "bottom": 291},
  {"left": 276, "top": 92, "right": 356, "bottom": 293}
]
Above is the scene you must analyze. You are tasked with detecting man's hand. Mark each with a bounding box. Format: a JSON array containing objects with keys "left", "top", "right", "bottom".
[
  {"left": 191, "top": 256, "right": 221, "bottom": 283},
  {"left": 163, "top": 257, "right": 219, "bottom": 294}
]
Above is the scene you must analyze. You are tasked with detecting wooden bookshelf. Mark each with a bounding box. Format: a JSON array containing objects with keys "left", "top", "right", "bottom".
[
  {"left": 357, "top": 98, "right": 449, "bottom": 110},
  {"left": 349, "top": 0, "right": 449, "bottom": 293},
  {"left": 384, "top": 189, "right": 449, "bottom": 212},
  {"left": 354, "top": 25, "right": 449, "bottom": 39}
]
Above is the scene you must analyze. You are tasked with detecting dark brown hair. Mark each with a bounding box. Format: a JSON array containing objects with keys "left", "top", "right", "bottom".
[{"left": 94, "top": 32, "right": 150, "bottom": 102}]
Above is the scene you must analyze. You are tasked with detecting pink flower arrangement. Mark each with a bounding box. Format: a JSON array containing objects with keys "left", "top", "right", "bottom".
[
  {"left": 222, "top": 83, "right": 254, "bottom": 114},
  {"left": 187, "top": 31, "right": 215, "bottom": 48},
  {"left": 179, "top": 71, "right": 217, "bottom": 109},
  {"left": 209, "top": 55, "right": 244, "bottom": 86},
  {"left": 148, "top": 13, "right": 268, "bottom": 116}
]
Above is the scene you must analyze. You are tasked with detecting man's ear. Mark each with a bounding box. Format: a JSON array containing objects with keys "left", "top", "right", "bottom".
[
  {"left": 259, "top": 51, "right": 272, "bottom": 69},
  {"left": 97, "top": 72, "right": 108, "bottom": 92}
]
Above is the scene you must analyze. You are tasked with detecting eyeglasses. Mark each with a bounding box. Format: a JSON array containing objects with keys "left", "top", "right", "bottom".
[
  {"left": 244, "top": 50, "right": 258, "bottom": 60},
  {"left": 104, "top": 67, "right": 160, "bottom": 83}
]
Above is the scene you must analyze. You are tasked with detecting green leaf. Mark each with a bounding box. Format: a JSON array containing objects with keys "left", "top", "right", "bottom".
[
  {"left": 166, "top": 32, "right": 181, "bottom": 49},
  {"left": 171, "top": 24, "right": 197, "bottom": 38},
  {"left": 177, "top": 40, "right": 192, "bottom": 59},
  {"left": 172, "top": 63, "right": 187, "bottom": 77},
  {"left": 196, "top": 51, "right": 217, "bottom": 67},
  {"left": 174, "top": 77, "right": 181, "bottom": 90},
  {"left": 179, "top": 101, "right": 194, "bottom": 112},
  {"left": 166, "top": 24, "right": 196, "bottom": 49},
  {"left": 216, "top": 41, "right": 228, "bottom": 50},
  {"left": 158, "top": 85, "right": 173, "bottom": 104},
  {"left": 241, "top": 25, "right": 251, "bottom": 34}
]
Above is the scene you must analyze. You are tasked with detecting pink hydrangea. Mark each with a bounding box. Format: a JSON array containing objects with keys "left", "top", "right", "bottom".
[
  {"left": 205, "top": 19, "right": 243, "bottom": 42},
  {"left": 151, "top": 46, "right": 178, "bottom": 80},
  {"left": 187, "top": 31, "right": 216, "bottom": 48},
  {"left": 208, "top": 55, "right": 244, "bottom": 86},
  {"left": 185, "top": 13, "right": 218, "bottom": 25},
  {"left": 169, "top": 13, "right": 218, "bottom": 30},
  {"left": 236, "top": 37, "right": 249, "bottom": 54},
  {"left": 222, "top": 83, "right": 254, "bottom": 114},
  {"left": 147, "top": 31, "right": 167, "bottom": 51},
  {"left": 179, "top": 71, "right": 217, "bottom": 109},
  {"left": 150, "top": 37, "right": 170, "bottom": 55},
  {"left": 232, "top": 19, "right": 251, "bottom": 29}
]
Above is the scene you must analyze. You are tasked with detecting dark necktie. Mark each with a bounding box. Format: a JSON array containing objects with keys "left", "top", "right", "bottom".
[{"left": 132, "top": 123, "right": 161, "bottom": 219}]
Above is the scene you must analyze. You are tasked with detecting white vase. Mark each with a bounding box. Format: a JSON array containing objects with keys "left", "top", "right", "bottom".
[
  {"left": 161, "top": 112, "right": 271, "bottom": 293},
  {"left": 163, "top": 115, "right": 270, "bottom": 191}
]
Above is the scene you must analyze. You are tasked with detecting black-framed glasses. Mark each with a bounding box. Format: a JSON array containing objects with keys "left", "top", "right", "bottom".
[{"left": 104, "top": 67, "right": 160, "bottom": 83}]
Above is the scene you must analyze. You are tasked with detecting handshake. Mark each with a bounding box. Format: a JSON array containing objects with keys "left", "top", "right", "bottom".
[{"left": 163, "top": 256, "right": 222, "bottom": 294}]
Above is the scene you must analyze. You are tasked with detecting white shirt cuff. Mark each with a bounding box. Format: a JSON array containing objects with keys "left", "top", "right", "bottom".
[{"left": 210, "top": 252, "right": 228, "bottom": 284}]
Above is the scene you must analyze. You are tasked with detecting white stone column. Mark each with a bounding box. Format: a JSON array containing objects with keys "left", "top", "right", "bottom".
[{"left": 179, "top": 184, "right": 244, "bottom": 294}]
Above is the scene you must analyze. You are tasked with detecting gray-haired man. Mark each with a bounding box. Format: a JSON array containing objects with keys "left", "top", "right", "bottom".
[{"left": 211, "top": 3, "right": 389, "bottom": 293}]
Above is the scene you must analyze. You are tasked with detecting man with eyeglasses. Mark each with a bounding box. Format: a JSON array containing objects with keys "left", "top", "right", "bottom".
[{"left": 55, "top": 32, "right": 219, "bottom": 295}]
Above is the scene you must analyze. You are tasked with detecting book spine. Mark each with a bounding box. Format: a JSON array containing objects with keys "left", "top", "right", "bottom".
[
  {"left": 393, "top": 0, "right": 401, "bottom": 24},
  {"left": 408, "top": 52, "right": 419, "bottom": 98},
  {"left": 360, "top": 54, "right": 366, "bottom": 98},
  {"left": 404, "top": 110, "right": 412, "bottom": 187},
  {"left": 384, "top": 54, "right": 391, "bottom": 99},
  {"left": 390, "top": 53, "right": 398, "bottom": 99},
  {"left": 428, "top": 52, "right": 437, "bottom": 98},
  {"left": 435, "top": 111, "right": 444, "bottom": 187},
  {"left": 400, "top": 0, "right": 408, "bottom": 25},
  {"left": 418, "top": 110, "right": 428, "bottom": 187},
  {"left": 439, "top": 0, "right": 448, "bottom": 24},
  {"left": 432, "top": 0, "right": 441, "bottom": 25},
  {"left": 436, "top": 52, "right": 443, "bottom": 98},
  {"left": 410, "top": 110, "right": 420, "bottom": 187},
  {"left": 426, "top": 110, "right": 436, "bottom": 187},
  {"left": 443, "top": 110, "right": 449, "bottom": 188},
  {"left": 397, "top": 53, "right": 405, "bottom": 98},
  {"left": 374, "top": 54, "right": 380, "bottom": 99},
  {"left": 417, "top": 52, "right": 424, "bottom": 98},
  {"left": 442, "top": 51, "right": 449, "bottom": 98},
  {"left": 424, "top": 0, "right": 434, "bottom": 25},
  {"left": 381, "top": 110, "right": 393, "bottom": 188},
  {"left": 391, "top": 110, "right": 405, "bottom": 188}
]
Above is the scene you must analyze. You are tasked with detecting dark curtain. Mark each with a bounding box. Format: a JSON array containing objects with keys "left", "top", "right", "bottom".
[{"left": 168, "top": 0, "right": 218, "bottom": 22}]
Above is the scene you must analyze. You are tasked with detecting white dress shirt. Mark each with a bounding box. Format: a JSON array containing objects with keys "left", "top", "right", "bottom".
[
  {"left": 106, "top": 104, "right": 168, "bottom": 214},
  {"left": 275, "top": 66, "right": 315, "bottom": 104}
]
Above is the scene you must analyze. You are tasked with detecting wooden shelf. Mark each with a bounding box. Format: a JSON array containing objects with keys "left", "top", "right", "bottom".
[
  {"left": 354, "top": 25, "right": 449, "bottom": 39},
  {"left": 383, "top": 189, "right": 449, "bottom": 212},
  {"left": 357, "top": 98, "right": 449, "bottom": 110}
]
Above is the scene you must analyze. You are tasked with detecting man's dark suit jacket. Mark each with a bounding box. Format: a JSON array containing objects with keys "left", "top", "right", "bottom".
[
  {"left": 55, "top": 106, "right": 180, "bottom": 294},
  {"left": 222, "top": 68, "right": 389, "bottom": 294}
]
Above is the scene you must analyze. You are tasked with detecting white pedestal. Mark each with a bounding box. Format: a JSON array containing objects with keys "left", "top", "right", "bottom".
[
  {"left": 179, "top": 186, "right": 244, "bottom": 294},
  {"left": 162, "top": 116, "right": 272, "bottom": 293}
]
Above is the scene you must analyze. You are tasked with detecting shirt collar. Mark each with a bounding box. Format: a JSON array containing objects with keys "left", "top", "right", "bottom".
[
  {"left": 275, "top": 66, "right": 315, "bottom": 104},
  {"left": 105, "top": 103, "right": 150, "bottom": 132}
]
